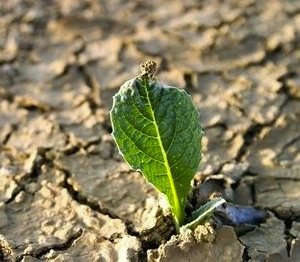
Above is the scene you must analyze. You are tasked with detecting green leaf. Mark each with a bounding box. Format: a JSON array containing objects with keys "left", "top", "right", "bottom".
[
  {"left": 180, "top": 198, "right": 226, "bottom": 233},
  {"left": 110, "top": 76, "right": 203, "bottom": 226}
]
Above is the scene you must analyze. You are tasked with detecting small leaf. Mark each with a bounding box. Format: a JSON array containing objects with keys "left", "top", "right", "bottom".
[
  {"left": 110, "top": 76, "right": 203, "bottom": 226},
  {"left": 181, "top": 198, "right": 226, "bottom": 233}
]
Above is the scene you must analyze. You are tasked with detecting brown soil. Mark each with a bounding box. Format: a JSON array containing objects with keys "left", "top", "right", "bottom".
[{"left": 0, "top": 0, "right": 300, "bottom": 261}]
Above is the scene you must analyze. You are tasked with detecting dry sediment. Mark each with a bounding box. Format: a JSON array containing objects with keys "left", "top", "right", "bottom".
[{"left": 1, "top": 0, "right": 300, "bottom": 261}]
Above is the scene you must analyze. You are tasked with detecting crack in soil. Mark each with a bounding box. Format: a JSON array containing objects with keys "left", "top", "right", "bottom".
[
  {"left": 235, "top": 123, "right": 264, "bottom": 162},
  {"left": 242, "top": 245, "right": 250, "bottom": 261},
  {"left": 71, "top": 36, "right": 102, "bottom": 109},
  {"left": 1, "top": 124, "right": 18, "bottom": 145},
  {"left": 284, "top": 218, "right": 294, "bottom": 257},
  {"left": 268, "top": 210, "right": 298, "bottom": 258},
  {"left": 77, "top": 65, "right": 102, "bottom": 107},
  {"left": 55, "top": 165, "right": 140, "bottom": 238},
  {"left": 235, "top": 96, "right": 289, "bottom": 162},
  {"left": 5, "top": 148, "right": 52, "bottom": 204},
  {"left": 276, "top": 134, "right": 300, "bottom": 162},
  {"left": 1, "top": 2, "right": 299, "bottom": 260},
  {"left": 59, "top": 136, "right": 102, "bottom": 156},
  {"left": 15, "top": 228, "right": 84, "bottom": 261}
]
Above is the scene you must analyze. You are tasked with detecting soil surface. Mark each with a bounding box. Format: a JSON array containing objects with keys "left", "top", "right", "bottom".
[{"left": 0, "top": 0, "right": 300, "bottom": 261}]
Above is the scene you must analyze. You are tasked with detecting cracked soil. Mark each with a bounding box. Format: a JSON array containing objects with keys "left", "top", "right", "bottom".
[{"left": 0, "top": 0, "right": 300, "bottom": 261}]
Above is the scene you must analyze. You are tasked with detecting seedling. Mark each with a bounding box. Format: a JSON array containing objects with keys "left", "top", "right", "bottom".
[{"left": 110, "top": 61, "right": 225, "bottom": 232}]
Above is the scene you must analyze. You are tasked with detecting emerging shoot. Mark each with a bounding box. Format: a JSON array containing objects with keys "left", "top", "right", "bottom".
[{"left": 110, "top": 61, "right": 224, "bottom": 231}]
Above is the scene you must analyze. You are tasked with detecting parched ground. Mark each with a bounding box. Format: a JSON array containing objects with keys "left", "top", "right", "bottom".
[{"left": 0, "top": 0, "right": 300, "bottom": 261}]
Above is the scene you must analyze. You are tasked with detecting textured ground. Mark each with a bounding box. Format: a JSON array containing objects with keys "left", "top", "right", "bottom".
[{"left": 0, "top": 0, "right": 300, "bottom": 261}]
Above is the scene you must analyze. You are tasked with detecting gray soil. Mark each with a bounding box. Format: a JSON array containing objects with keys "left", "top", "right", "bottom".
[{"left": 0, "top": 0, "right": 300, "bottom": 261}]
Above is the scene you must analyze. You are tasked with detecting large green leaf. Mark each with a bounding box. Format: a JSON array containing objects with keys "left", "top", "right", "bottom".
[{"left": 110, "top": 77, "right": 203, "bottom": 226}]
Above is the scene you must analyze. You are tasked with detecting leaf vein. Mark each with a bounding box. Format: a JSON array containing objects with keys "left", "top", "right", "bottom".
[
  {"left": 169, "top": 134, "right": 194, "bottom": 169},
  {"left": 117, "top": 118, "right": 164, "bottom": 164},
  {"left": 131, "top": 95, "right": 154, "bottom": 122},
  {"left": 122, "top": 111, "right": 157, "bottom": 139}
]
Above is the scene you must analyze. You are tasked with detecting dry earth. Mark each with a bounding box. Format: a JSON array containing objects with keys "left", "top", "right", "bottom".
[{"left": 0, "top": 0, "right": 300, "bottom": 261}]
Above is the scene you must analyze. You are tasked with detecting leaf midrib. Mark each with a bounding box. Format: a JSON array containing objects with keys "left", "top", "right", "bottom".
[{"left": 143, "top": 80, "right": 182, "bottom": 224}]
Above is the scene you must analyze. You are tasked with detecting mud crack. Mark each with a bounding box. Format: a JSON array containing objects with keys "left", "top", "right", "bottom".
[
  {"left": 71, "top": 36, "right": 102, "bottom": 109},
  {"left": 284, "top": 218, "right": 294, "bottom": 257},
  {"left": 15, "top": 228, "right": 84, "bottom": 261},
  {"left": 235, "top": 123, "right": 264, "bottom": 162},
  {"left": 60, "top": 135, "right": 102, "bottom": 156},
  {"left": 5, "top": 147, "right": 52, "bottom": 204},
  {"left": 1, "top": 123, "right": 17, "bottom": 145},
  {"left": 235, "top": 96, "right": 289, "bottom": 162},
  {"left": 56, "top": 166, "right": 139, "bottom": 238}
]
